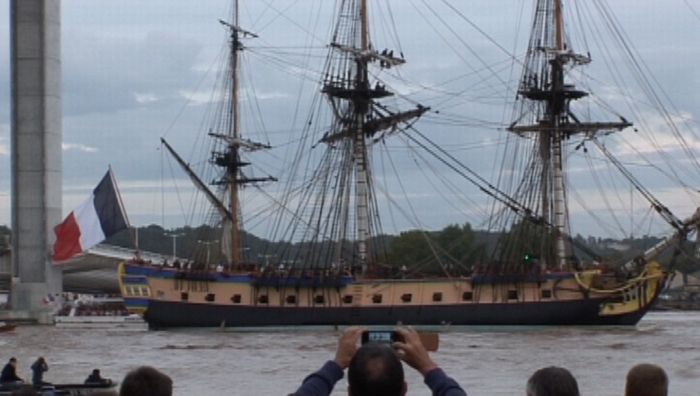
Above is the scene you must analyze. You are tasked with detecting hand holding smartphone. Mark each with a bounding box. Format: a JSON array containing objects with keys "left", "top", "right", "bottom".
[{"left": 361, "top": 329, "right": 438, "bottom": 352}]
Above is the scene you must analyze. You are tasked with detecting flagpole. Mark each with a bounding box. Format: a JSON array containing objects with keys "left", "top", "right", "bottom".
[{"left": 107, "top": 166, "right": 135, "bottom": 248}]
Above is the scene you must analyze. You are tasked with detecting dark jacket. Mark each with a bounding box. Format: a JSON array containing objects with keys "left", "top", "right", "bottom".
[
  {"left": 85, "top": 372, "right": 107, "bottom": 384},
  {"left": 291, "top": 360, "right": 467, "bottom": 396},
  {"left": 0, "top": 362, "right": 22, "bottom": 383},
  {"left": 31, "top": 359, "right": 48, "bottom": 385}
]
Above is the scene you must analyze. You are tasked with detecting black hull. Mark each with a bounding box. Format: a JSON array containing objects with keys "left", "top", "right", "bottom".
[{"left": 144, "top": 297, "right": 651, "bottom": 329}]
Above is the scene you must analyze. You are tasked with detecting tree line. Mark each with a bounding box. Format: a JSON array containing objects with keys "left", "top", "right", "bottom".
[{"left": 0, "top": 223, "right": 698, "bottom": 275}]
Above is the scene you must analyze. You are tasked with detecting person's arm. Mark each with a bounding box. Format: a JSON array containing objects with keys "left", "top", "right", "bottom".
[
  {"left": 423, "top": 367, "right": 467, "bottom": 396},
  {"left": 393, "top": 327, "right": 467, "bottom": 396},
  {"left": 292, "top": 360, "right": 345, "bottom": 396},
  {"left": 291, "top": 326, "right": 364, "bottom": 396}
]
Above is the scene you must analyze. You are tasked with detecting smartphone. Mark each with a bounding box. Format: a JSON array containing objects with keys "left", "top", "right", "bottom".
[
  {"left": 361, "top": 330, "right": 439, "bottom": 352},
  {"left": 361, "top": 330, "right": 400, "bottom": 345}
]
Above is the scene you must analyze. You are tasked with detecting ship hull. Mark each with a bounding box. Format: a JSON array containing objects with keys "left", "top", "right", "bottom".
[
  {"left": 142, "top": 295, "right": 650, "bottom": 329},
  {"left": 120, "top": 262, "right": 662, "bottom": 329}
]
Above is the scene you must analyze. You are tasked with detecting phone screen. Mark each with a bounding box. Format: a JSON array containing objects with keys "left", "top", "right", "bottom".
[{"left": 362, "top": 330, "right": 396, "bottom": 344}]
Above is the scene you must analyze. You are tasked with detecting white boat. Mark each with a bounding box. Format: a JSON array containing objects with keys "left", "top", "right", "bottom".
[
  {"left": 53, "top": 295, "right": 147, "bottom": 330},
  {"left": 54, "top": 314, "right": 147, "bottom": 330}
]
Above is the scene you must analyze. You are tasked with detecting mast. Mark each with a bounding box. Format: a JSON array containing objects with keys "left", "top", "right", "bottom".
[
  {"left": 230, "top": 0, "right": 241, "bottom": 266},
  {"left": 213, "top": 3, "right": 275, "bottom": 267},
  {"left": 355, "top": 0, "right": 370, "bottom": 265},
  {"left": 321, "top": 0, "right": 428, "bottom": 272},
  {"left": 551, "top": 0, "right": 566, "bottom": 269},
  {"left": 554, "top": 0, "right": 564, "bottom": 51},
  {"left": 508, "top": 0, "right": 631, "bottom": 269}
]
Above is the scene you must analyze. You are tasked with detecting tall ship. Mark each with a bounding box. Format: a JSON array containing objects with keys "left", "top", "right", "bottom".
[{"left": 119, "top": 0, "right": 700, "bottom": 328}]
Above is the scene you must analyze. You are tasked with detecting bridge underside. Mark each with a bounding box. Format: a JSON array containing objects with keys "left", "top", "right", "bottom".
[
  {"left": 60, "top": 245, "right": 169, "bottom": 294},
  {"left": 63, "top": 268, "right": 120, "bottom": 294}
]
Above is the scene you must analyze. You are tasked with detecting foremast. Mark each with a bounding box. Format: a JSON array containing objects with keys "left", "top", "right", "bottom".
[
  {"left": 321, "top": 0, "right": 428, "bottom": 272},
  {"left": 212, "top": 3, "right": 275, "bottom": 267},
  {"left": 508, "top": 0, "right": 630, "bottom": 269}
]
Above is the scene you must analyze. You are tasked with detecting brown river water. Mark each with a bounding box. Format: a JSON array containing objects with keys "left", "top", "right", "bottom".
[{"left": 0, "top": 312, "right": 697, "bottom": 395}]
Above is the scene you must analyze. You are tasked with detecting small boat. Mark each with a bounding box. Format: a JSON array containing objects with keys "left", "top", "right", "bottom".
[
  {"left": 53, "top": 295, "right": 147, "bottom": 331},
  {"left": 52, "top": 381, "right": 117, "bottom": 396},
  {"left": 53, "top": 314, "right": 147, "bottom": 331},
  {"left": 0, "top": 322, "right": 16, "bottom": 333},
  {"left": 0, "top": 380, "right": 116, "bottom": 396}
]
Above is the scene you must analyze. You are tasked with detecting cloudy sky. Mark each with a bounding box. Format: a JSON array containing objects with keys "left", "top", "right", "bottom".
[{"left": 1, "top": 0, "right": 699, "bottom": 239}]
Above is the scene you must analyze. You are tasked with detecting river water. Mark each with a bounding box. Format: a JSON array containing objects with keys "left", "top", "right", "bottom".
[{"left": 0, "top": 312, "right": 696, "bottom": 395}]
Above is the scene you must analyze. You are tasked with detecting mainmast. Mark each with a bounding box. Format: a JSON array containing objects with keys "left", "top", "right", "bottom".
[
  {"left": 230, "top": 1, "right": 241, "bottom": 267},
  {"left": 321, "top": 0, "right": 428, "bottom": 272},
  {"left": 508, "top": 0, "right": 631, "bottom": 268},
  {"left": 355, "top": 0, "right": 371, "bottom": 265},
  {"left": 214, "top": 2, "right": 275, "bottom": 267}
]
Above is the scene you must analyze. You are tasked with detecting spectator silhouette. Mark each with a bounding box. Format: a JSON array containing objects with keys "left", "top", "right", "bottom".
[
  {"left": 292, "top": 326, "right": 466, "bottom": 396},
  {"left": 1, "top": 357, "right": 23, "bottom": 385},
  {"left": 30, "top": 357, "right": 49, "bottom": 386},
  {"left": 526, "top": 366, "right": 579, "bottom": 396},
  {"left": 625, "top": 363, "right": 668, "bottom": 396},
  {"left": 119, "top": 366, "right": 172, "bottom": 396}
]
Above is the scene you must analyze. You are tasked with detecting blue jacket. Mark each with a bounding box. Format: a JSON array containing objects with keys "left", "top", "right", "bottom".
[
  {"left": 292, "top": 360, "right": 467, "bottom": 396},
  {"left": 31, "top": 360, "right": 48, "bottom": 385}
]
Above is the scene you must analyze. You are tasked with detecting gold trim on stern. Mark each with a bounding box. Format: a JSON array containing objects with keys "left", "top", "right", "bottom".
[{"left": 574, "top": 262, "right": 664, "bottom": 316}]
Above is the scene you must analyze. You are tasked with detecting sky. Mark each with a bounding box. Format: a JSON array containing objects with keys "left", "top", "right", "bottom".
[{"left": 1, "top": 0, "right": 700, "bottom": 240}]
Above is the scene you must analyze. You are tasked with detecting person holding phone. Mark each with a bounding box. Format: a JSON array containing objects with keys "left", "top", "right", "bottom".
[
  {"left": 291, "top": 326, "right": 466, "bottom": 396},
  {"left": 30, "top": 357, "right": 49, "bottom": 386}
]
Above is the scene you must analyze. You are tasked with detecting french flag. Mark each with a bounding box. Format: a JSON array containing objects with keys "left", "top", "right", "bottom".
[{"left": 52, "top": 169, "right": 129, "bottom": 262}]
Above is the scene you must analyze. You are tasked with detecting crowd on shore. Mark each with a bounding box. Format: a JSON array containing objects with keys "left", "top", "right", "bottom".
[{"left": 0, "top": 327, "right": 670, "bottom": 395}]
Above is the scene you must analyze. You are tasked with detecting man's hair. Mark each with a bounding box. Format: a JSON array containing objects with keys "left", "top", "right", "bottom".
[
  {"left": 526, "top": 366, "right": 579, "bottom": 396},
  {"left": 119, "top": 366, "right": 172, "bottom": 396},
  {"left": 348, "top": 342, "right": 404, "bottom": 396},
  {"left": 625, "top": 363, "right": 668, "bottom": 396}
]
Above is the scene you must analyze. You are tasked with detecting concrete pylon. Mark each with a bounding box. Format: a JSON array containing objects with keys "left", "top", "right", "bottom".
[{"left": 10, "top": 0, "right": 62, "bottom": 323}]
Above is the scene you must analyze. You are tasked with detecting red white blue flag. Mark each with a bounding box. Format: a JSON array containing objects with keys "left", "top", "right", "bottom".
[{"left": 52, "top": 169, "right": 129, "bottom": 262}]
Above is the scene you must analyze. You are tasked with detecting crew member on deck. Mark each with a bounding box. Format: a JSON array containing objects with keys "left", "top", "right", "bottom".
[{"left": 0, "top": 357, "right": 23, "bottom": 385}]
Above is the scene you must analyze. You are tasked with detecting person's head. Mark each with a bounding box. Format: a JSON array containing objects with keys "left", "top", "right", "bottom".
[
  {"left": 526, "top": 366, "right": 579, "bottom": 396},
  {"left": 625, "top": 363, "right": 668, "bottom": 396},
  {"left": 119, "top": 366, "right": 172, "bottom": 396},
  {"left": 92, "top": 369, "right": 101, "bottom": 376},
  {"left": 347, "top": 342, "right": 406, "bottom": 396},
  {"left": 9, "top": 357, "right": 16, "bottom": 367}
]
